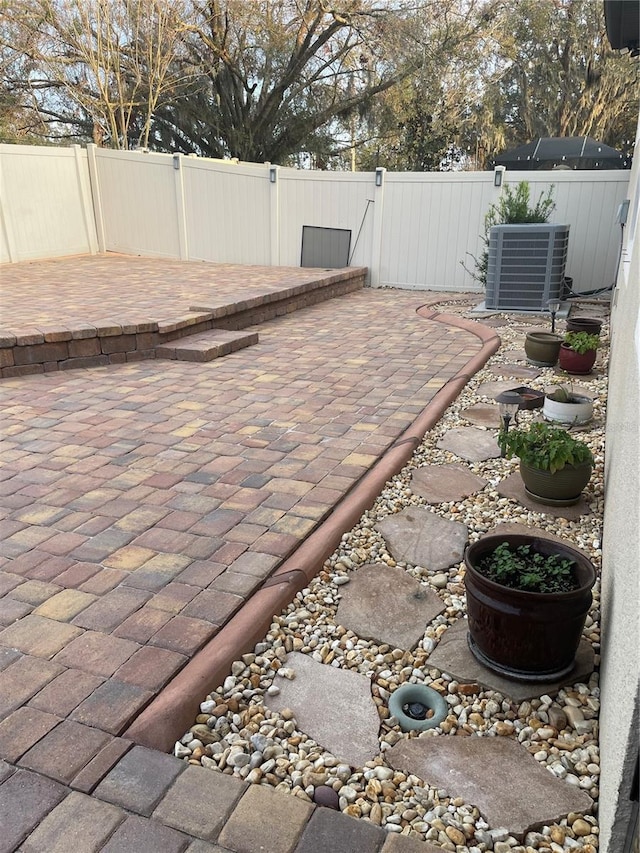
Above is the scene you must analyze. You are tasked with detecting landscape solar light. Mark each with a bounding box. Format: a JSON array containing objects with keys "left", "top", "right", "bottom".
[
  {"left": 495, "top": 391, "right": 522, "bottom": 456},
  {"left": 548, "top": 299, "right": 561, "bottom": 333}
]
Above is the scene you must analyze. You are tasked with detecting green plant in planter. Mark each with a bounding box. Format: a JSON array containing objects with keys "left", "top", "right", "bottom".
[
  {"left": 502, "top": 421, "right": 593, "bottom": 473},
  {"left": 546, "top": 384, "right": 573, "bottom": 403},
  {"left": 464, "top": 533, "right": 596, "bottom": 679},
  {"left": 563, "top": 331, "right": 600, "bottom": 354},
  {"left": 475, "top": 541, "right": 578, "bottom": 593},
  {"left": 462, "top": 181, "right": 556, "bottom": 286}
]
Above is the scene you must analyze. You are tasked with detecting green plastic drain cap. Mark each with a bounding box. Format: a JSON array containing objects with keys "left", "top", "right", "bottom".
[{"left": 388, "top": 683, "right": 448, "bottom": 732}]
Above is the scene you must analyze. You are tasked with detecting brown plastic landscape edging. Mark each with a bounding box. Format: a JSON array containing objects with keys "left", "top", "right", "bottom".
[{"left": 125, "top": 310, "right": 501, "bottom": 752}]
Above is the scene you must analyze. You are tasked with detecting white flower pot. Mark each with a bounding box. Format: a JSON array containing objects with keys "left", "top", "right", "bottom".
[{"left": 543, "top": 393, "right": 593, "bottom": 425}]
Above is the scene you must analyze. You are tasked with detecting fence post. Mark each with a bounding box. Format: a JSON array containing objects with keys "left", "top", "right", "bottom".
[
  {"left": 173, "top": 153, "right": 189, "bottom": 261},
  {"left": 0, "top": 147, "right": 18, "bottom": 261},
  {"left": 370, "top": 167, "right": 386, "bottom": 286},
  {"left": 86, "top": 144, "right": 106, "bottom": 253},
  {"left": 73, "top": 145, "right": 98, "bottom": 254},
  {"left": 268, "top": 164, "right": 280, "bottom": 266}
]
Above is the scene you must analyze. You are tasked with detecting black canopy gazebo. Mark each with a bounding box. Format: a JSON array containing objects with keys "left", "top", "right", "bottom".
[{"left": 491, "top": 136, "right": 631, "bottom": 170}]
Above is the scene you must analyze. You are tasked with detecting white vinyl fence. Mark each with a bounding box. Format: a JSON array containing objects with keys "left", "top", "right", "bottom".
[
  {"left": 0, "top": 143, "right": 630, "bottom": 294},
  {"left": 0, "top": 145, "right": 97, "bottom": 263}
]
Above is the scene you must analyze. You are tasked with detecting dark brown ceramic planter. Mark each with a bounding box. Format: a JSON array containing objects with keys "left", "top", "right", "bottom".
[
  {"left": 565, "top": 317, "right": 603, "bottom": 336},
  {"left": 464, "top": 534, "right": 596, "bottom": 681},
  {"left": 558, "top": 344, "right": 597, "bottom": 375},
  {"left": 519, "top": 459, "right": 592, "bottom": 505}
]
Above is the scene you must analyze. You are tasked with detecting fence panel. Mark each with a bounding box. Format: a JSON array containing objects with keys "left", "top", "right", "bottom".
[
  {"left": 278, "top": 169, "right": 376, "bottom": 269},
  {"left": 0, "top": 144, "right": 630, "bottom": 297},
  {"left": 183, "top": 158, "right": 271, "bottom": 264},
  {"left": 96, "top": 150, "right": 181, "bottom": 258},
  {"left": 380, "top": 172, "right": 497, "bottom": 291},
  {"left": 520, "top": 170, "right": 629, "bottom": 293},
  {"left": 378, "top": 170, "right": 629, "bottom": 293},
  {"left": 0, "top": 144, "right": 97, "bottom": 263}
]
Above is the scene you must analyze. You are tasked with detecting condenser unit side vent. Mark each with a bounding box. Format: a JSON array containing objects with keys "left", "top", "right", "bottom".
[{"left": 485, "top": 223, "right": 570, "bottom": 311}]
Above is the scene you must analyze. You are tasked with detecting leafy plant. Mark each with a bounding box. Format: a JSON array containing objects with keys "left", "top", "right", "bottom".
[
  {"left": 502, "top": 422, "right": 593, "bottom": 473},
  {"left": 485, "top": 181, "right": 556, "bottom": 228},
  {"left": 563, "top": 332, "right": 600, "bottom": 354},
  {"left": 546, "top": 385, "right": 572, "bottom": 403},
  {"left": 476, "top": 541, "right": 578, "bottom": 593},
  {"left": 546, "top": 384, "right": 593, "bottom": 406},
  {"left": 462, "top": 181, "right": 556, "bottom": 286}
]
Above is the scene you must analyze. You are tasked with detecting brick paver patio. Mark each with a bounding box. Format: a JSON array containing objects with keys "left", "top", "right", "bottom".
[
  {"left": 0, "top": 255, "right": 361, "bottom": 329},
  {"left": 0, "top": 256, "right": 488, "bottom": 852}
]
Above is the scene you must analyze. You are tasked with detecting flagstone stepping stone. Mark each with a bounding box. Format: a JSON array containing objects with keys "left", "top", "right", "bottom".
[
  {"left": 507, "top": 348, "right": 528, "bottom": 361},
  {"left": 426, "top": 618, "right": 595, "bottom": 703},
  {"left": 335, "top": 564, "right": 445, "bottom": 650},
  {"left": 264, "top": 652, "right": 380, "bottom": 767},
  {"left": 437, "top": 427, "right": 501, "bottom": 462},
  {"left": 476, "top": 316, "right": 506, "bottom": 328},
  {"left": 460, "top": 403, "right": 501, "bottom": 428},
  {"left": 476, "top": 379, "right": 527, "bottom": 400},
  {"left": 491, "top": 364, "right": 541, "bottom": 380},
  {"left": 387, "top": 735, "right": 593, "bottom": 838},
  {"left": 555, "top": 365, "right": 604, "bottom": 379},
  {"left": 513, "top": 318, "right": 549, "bottom": 328},
  {"left": 376, "top": 507, "right": 468, "bottom": 572},
  {"left": 497, "top": 472, "right": 592, "bottom": 519},
  {"left": 411, "top": 464, "right": 487, "bottom": 504}
]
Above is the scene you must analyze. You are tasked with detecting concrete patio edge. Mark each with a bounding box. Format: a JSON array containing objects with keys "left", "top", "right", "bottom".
[{"left": 124, "top": 310, "right": 501, "bottom": 753}]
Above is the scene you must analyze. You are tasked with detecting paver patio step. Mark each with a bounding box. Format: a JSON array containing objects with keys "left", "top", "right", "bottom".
[
  {"left": 0, "top": 257, "right": 366, "bottom": 377},
  {"left": 155, "top": 329, "right": 259, "bottom": 362}
]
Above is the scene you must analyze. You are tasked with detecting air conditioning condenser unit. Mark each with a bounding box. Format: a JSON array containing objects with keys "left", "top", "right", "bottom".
[{"left": 485, "top": 223, "right": 570, "bottom": 311}]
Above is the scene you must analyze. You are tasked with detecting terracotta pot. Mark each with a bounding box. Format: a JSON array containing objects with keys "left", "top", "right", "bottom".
[
  {"left": 558, "top": 343, "right": 597, "bottom": 375},
  {"left": 520, "top": 459, "right": 592, "bottom": 505},
  {"left": 464, "top": 534, "right": 596, "bottom": 681},
  {"left": 524, "top": 332, "right": 563, "bottom": 367},
  {"left": 566, "top": 317, "right": 603, "bottom": 336}
]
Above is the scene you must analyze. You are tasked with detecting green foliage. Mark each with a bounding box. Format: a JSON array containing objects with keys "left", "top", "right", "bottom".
[
  {"left": 3, "top": 0, "right": 637, "bottom": 166},
  {"left": 547, "top": 385, "right": 572, "bottom": 403},
  {"left": 485, "top": 181, "right": 555, "bottom": 230},
  {"left": 563, "top": 332, "right": 600, "bottom": 355},
  {"left": 476, "top": 541, "right": 577, "bottom": 593},
  {"left": 476, "top": 0, "right": 639, "bottom": 159},
  {"left": 502, "top": 422, "right": 593, "bottom": 474},
  {"left": 463, "top": 181, "right": 555, "bottom": 286}
]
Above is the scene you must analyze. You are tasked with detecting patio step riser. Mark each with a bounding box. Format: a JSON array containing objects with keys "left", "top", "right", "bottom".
[{"left": 155, "top": 330, "right": 259, "bottom": 362}]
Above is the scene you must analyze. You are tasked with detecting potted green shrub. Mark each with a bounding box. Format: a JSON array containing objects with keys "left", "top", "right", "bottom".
[
  {"left": 502, "top": 421, "right": 593, "bottom": 505},
  {"left": 558, "top": 331, "right": 600, "bottom": 375},
  {"left": 462, "top": 181, "right": 556, "bottom": 287},
  {"left": 543, "top": 385, "right": 594, "bottom": 426},
  {"left": 464, "top": 533, "right": 596, "bottom": 681}
]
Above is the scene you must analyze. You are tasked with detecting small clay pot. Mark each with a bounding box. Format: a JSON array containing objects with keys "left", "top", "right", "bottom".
[
  {"left": 524, "top": 332, "right": 563, "bottom": 367},
  {"left": 565, "top": 317, "right": 603, "bottom": 336}
]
